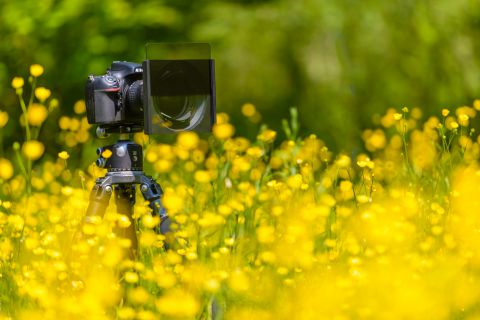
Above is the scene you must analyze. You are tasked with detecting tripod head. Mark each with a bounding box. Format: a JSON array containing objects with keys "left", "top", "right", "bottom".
[{"left": 95, "top": 139, "right": 143, "bottom": 172}]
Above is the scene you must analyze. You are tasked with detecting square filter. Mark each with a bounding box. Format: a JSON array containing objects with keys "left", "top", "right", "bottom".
[{"left": 143, "top": 43, "right": 216, "bottom": 134}]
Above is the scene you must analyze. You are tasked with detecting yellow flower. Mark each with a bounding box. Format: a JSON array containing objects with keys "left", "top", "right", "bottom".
[
  {"left": 69, "top": 118, "right": 80, "bottom": 131},
  {"left": 156, "top": 289, "right": 199, "bottom": 317},
  {"left": 139, "top": 231, "right": 157, "bottom": 247},
  {"left": 442, "top": 109, "right": 450, "bottom": 117},
  {"left": 257, "top": 129, "right": 277, "bottom": 143},
  {"left": 128, "top": 287, "right": 150, "bottom": 305},
  {"left": 287, "top": 174, "right": 303, "bottom": 189},
  {"left": 197, "top": 212, "right": 225, "bottom": 228},
  {"left": 34, "top": 87, "right": 51, "bottom": 102},
  {"left": 363, "top": 129, "right": 386, "bottom": 152},
  {"left": 356, "top": 194, "right": 370, "bottom": 203},
  {"left": 117, "top": 307, "right": 136, "bottom": 319},
  {"left": 474, "top": 99, "right": 480, "bottom": 111},
  {"left": 339, "top": 180, "right": 353, "bottom": 192},
  {"left": 100, "top": 243, "right": 123, "bottom": 266},
  {"left": 30, "top": 64, "right": 44, "bottom": 77},
  {"left": 218, "top": 204, "right": 233, "bottom": 216},
  {"left": 59, "top": 116, "right": 70, "bottom": 130},
  {"left": 213, "top": 123, "right": 235, "bottom": 140},
  {"left": 117, "top": 214, "right": 132, "bottom": 228},
  {"left": 228, "top": 269, "right": 250, "bottom": 292},
  {"left": 49, "top": 98, "right": 59, "bottom": 110},
  {"left": 204, "top": 278, "right": 221, "bottom": 292},
  {"left": 241, "top": 103, "right": 256, "bottom": 117},
  {"left": 458, "top": 113, "right": 469, "bottom": 126},
  {"left": 141, "top": 215, "right": 160, "bottom": 229},
  {"left": 336, "top": 155, "right": 351, "bottom": 168},
  {"left": 7, "top": 215, "right": 24, "bottom": 230},
  {"left": 216, "top": 112, "right": 230, "bottom": 124},
  {"left": 162, "top": 189, "right": 183, "bottom": 214},
  {"left": 0, "top": 111, "right": 8, "bottom": 128},
  {"left": 58, "top": 151, "right": 69, "bottom": 160},
  {"left": 411, "top": 107, "right": 422, "bottom": 119},
  {"left": 409, "top": 131, "right": 437, "bottom": 170},
  {"left": 381, "top": 108, "right": 398, "bottom": 128},
  {"left": 27, "top": 103, "right": 48, "bottom": 126},
  {"left": 194, "top": 170, "right": 211, "bottom": 183},
  {"left": 393, "top": 113, "right": 403, "bottom": 120},
  {"left": 74, "top": 100, "right": 86, "bottom": 114},
  {"left": 102, "top": 149, "right": 113, "bottom": 158},
  {"left": 247, "top": 146, "right": 264, "bottom": 158},
  {"left": 0, "top": 239, "right": 13, "bottom": 260},
  {"left": 177, "top": 131, "right": 199, "bottom": 150},
  {"left": 0, "top": 158, "right": 14, "bottom": 180},
  {"left": 22, "top": 140, "right": 45, "bottom": 160},
  {"left": 124, "top": 271, "right": 139, "bottom": 284},
  {"left": 257, "top": 225, "right": 275, "bottom": 244},
  {"left": 11, "top": 77, "right": 24, "bottom": 89}
]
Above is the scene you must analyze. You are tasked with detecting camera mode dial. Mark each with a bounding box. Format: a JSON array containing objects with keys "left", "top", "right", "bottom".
[{"left": 105, "top": 76, "right": 116, "bottom": 83}]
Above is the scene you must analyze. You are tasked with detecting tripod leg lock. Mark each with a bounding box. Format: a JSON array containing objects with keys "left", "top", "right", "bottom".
[
  {"left": 139, "top": 177, "right": 167, "bottom": 219},
  {"left": 139, "top": 176, "right": 171, "bottom": 236},
  {"left": 86, "top": 177, "right": 114, "bottom": 219}
]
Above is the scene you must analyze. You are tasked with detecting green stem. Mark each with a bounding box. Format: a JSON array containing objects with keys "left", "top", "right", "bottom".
[
  {"left": 401, "top": 122, "right": 409, "bottom": 167},
  {"left": 29, "top": 77, "right": 36, "bottom": 107},
  {"left": 32, "top": 127, "right": 39, "bottom": 140},
  {"left": 14, "top": 148, "right": 30, "bottom": 195},
  {"left": 27, "top": 158, "right": 32, "bottom": 188},
  {"left": 17, "top": 93, "right": 31, "bottom": 141},
  {"left": 369, "top": 172, "right": 375, "bottom": 200}
]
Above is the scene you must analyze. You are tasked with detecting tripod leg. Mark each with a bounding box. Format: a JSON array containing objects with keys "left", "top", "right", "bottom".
[
  {"left": 77, "top": 176, "right": 113, "bottom": 246},
  {"left": 114, "top": 184, "right": 138, "bottom": 260},
  {"left": 139, "top": 175, "right": 171, "bottom": 236},
  {"left": 86, "top": 177, "right": 112, "bottom": 220}
]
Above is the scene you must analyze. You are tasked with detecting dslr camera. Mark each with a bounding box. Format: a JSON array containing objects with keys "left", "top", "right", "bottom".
[{"left": 85, "top": 43, "right": 216, "bottom": 135}]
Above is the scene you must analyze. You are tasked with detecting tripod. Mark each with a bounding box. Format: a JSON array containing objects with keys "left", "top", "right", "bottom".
[{"left": 85, "top": 136, "right": 171, "bottom": 257}]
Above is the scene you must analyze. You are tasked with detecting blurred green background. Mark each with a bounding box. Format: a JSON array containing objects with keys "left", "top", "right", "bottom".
[{"left": 1, "top": 0, "right": 480, "bottom": 150}]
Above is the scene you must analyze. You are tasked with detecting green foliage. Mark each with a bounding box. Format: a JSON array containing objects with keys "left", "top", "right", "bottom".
[{"left": 1, "top": 0, "right": 480, "bottom": 149}]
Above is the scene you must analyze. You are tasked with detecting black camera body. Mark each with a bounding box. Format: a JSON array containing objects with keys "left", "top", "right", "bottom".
[
  {"left": 86, "top": 62, "right": 145, "bottom": 133},
  {"left": 85, "top": 44, "right": 216, "bottom": 135}
]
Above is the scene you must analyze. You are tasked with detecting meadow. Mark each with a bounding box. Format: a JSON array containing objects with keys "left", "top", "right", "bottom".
[{"left": 1, "top": 66, "right": 480, "bottom": 319}]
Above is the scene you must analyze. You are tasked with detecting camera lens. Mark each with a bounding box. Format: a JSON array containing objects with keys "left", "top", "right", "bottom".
[
  {"left": 150, "top": 61, "right": 208, "bottom": 131},
  {"left": 158, "top": 96, "right": 189, "bottom": 119},
  {"left": 126, "top": 80, "right": 143, "bottom": 112},
  {"left": 152, "top": 96, "right": 206, "bottom": 131}
]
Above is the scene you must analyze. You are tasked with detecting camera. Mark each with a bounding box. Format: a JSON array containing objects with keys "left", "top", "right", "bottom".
[{"left": 85, "top": 43, "right": 216, "bottom": 135}]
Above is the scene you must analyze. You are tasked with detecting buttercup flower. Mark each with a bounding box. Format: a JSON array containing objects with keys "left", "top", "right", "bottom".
[
  {"left": 0, "top": 158, "right": 14, "bottom": 180},
  {"left": 257, "top": 129, "right": 276, "bottom": 143},
  {"left": 22, "top": 140, "right": 45, "bottom": 160},
  {"left": 213, "top": 123, "right": 235, "bottom": 140},
  {"left": 0, "top": 111, "right": 8, "bottom": 128},
  {"left": 194, "top": 170, "right": 211, "bottom": 183},
  {"left": 177, "top": 132, "right": 199, "bottom": 150},
  {"left": 11, "top": 77, "right": 24, "bottom": 89},
  {"left": 74, "top": 100, "right": 86, "bottom": 114},
  {"left": 58, "top": 151, "right": 69, "bottom": 160},
  {"left": 34, "top": 87, "right": 51, "bottom": 102},
  {"left": 27, "top": 103, "right": 48, "bottom": 126},
  {"left": 241, "top": 103, "right": 256, "bottom": 117},
  {"left": 30, "top": 64, "right": 44, "bottom": 77}
]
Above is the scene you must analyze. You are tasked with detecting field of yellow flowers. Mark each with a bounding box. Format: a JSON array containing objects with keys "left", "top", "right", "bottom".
[{"left": 1, "top": 66, "right": 480, "bottom": 319}]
